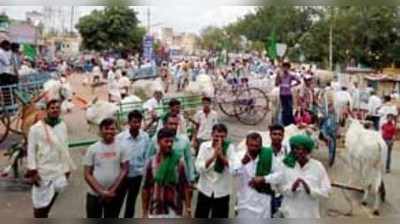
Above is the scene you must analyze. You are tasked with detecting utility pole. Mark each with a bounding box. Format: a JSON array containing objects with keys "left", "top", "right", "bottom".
[
  {"left": 70, "top": 6, "right": 74, "bottom": 35},
  {"left": 329, "top": 7, "right": 334, "bottom": 71},
  {"left": 147, "top": 7, "right": 151, "bottom": 34}
]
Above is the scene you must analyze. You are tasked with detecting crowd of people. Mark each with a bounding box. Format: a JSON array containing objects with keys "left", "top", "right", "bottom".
[
  {"left": 2, "top": 39, "right": 398, "bottom": 218},
  {"left": 26, "top": 96, "right": 332, "bottom": 218},
  {"left": 0, "top": 40, "right": 76, "bottom": 82}
]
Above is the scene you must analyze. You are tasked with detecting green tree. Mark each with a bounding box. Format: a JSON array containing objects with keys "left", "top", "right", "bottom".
[
  {"left": 76, "top": 6, "right": 144, "bottom": 52},
  {"left": 199, "top": 26, "right": 225, "bottom": 51},
  {"left": 249, "top": 40, "right": 265, "bottom": 53},
  {"left": 0, "top": 14, "right": 9, "bottom": 23},
  {"left": 227, "top": 6, "right": 400, "bottom": 69}
]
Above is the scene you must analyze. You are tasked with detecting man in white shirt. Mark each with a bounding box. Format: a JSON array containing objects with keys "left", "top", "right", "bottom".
[
  {"left": 142, "top": 90, "right": 163, "bottom": 132},
  {"left": 368, "top": 91, "right": 383, "bottom": 130},
  {"left": 334, "top": 86, "right": 352, "bottom": 123},
  {"left": 378, "top": 95, "right": 398, "bottom": 129},
  {"left": 351, "top": 82, "right": 361, "bottom": 111},
  {"left": 107, "top": 67, "right": 121, "bottom": 102},
  {"left": 191, "top": 96, "right": 219, "bottom": 154},
  {"left": 118, "top": 70, "right": 131, "bottom": 99},
  {"left": 195, "top": 124, "right": 237, "bottom": 218},
  {"left": 267, "top": 124, "right": 289, "bottom": 217},
  {"left": 27, "top": 99, "right": 76, "bottom": 218},
  {"left": 91, "top": 64, "right": 102, "bottom": 86},
  {"left": 143, "top": 90, "right": 163, "bottom": 114},
  {"left": 0, "top": 40, "right": 12, "bottom": 85},
  {"left": 234, "top": 132, "right": 280, "bottom": 218},
  {"left": 157, "top": 98, "right": 187, "bottom": 136},
  {"left": 116, "top": 57, "right": 126, "bottom": 70}
]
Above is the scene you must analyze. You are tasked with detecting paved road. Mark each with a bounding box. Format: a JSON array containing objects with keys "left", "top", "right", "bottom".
[{"left": 0, "top": 73, "right": 400, "bottom": 218}]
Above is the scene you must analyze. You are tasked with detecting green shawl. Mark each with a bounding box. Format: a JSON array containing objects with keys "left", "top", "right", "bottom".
[
  {"left": 214, "top": 140, "right": 231, "bottom": 173},
  {"left": 160, "top": 112, "right": 170, "bottom": 124},
  {"left": 255, "top": 147, "right": 274, "bottom": 194},
  {"left": 256, "top": 147, "right": 273, "bottom": 176},
  {"left": 44, "top": 117, "right": 62, "bottom": 127},
  {"left": 283, "top": 151, "right": 297, "bottom": 168},
  {"left": 154, "top": 151, "right": 181, "bottom": 185}
]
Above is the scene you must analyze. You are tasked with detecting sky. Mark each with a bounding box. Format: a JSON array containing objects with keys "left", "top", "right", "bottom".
[{"left": 0, "top": 3, "right": 256, "bottom": 34}]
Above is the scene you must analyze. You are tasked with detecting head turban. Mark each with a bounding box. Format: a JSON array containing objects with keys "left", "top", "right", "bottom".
[
  {"left": 289, "top": 134, "right": 315, "bottom": 152},
  {"left": 283, "top": 135, "right": 314, "bottom": 168}
]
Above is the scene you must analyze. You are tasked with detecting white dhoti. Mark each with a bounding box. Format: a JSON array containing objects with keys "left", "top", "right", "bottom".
[
  {"left": 237, "top": 207, "right": 271, "bottom": 219},
  {"left": 148, "top": 209, "right": 179, "bottom": 218},
  {"left": 32, "top": 175, "right": 68, "bottom": 209}
]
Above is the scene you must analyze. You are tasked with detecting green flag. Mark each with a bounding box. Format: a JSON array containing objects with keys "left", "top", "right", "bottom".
[
  {"left": 266, "top": 29, "right": 277, "bottom": 60},
  {"left": 22, "top": 44, "right": 37, "bottom": 61}
]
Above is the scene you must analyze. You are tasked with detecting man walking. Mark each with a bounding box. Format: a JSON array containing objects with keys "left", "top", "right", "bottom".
[
  {"left": 381, "top": 114, "right": 396, "bottom": 173},
  {"left": 27, "top": 99, "right": 76, "bottom": 218},
  {"left": 368, "top": 91, "right": 382, "bottom": 130},
  {"left": 378, "top": 95, "right": 398, "bottom": 129}
]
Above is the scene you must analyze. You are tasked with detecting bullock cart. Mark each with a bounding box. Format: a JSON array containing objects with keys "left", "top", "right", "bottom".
[
  {"left": 0, "top": 73, "right": 52, "bottom": 179},
  {"left": 0, "top": 73, "right": 52, "bottom": 143}
]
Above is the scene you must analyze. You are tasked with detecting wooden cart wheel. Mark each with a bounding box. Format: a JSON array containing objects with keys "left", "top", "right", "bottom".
[
  {"left": 0, "top": 95, "right": 11, "bottom": 143},
  {"left": 215, "top": 85, "right": 238, "bottom": 117},
  {"left": 0, "top": 113, "right": 11, "bottom": 143},
  {"left": 234, "top": 87, "right": 269, "bottom": 126}
]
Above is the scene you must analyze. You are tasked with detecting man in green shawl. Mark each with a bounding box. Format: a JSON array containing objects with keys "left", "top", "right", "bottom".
[
  {"left": 147, "top": 114, "right": 194, "bottom": 183},
  {"left": 142, "top": 128, "right": 190, "bottom": 218},
  {"left": 147, "top": 114, "right": 195, "bottom": 216},
  {"left": 234, "top": 132, "right": 281, "bottom": 218},
  {"left": 275, "top": 134, "right": 331, "bottom": 218}
]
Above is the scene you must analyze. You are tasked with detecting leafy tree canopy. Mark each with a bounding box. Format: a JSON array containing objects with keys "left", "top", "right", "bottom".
[{"left": 76, "top": 6, "right": 145, "bottom": 52}]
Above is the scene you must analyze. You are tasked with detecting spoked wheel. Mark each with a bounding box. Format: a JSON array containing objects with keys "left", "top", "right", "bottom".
[
  {"left": 0, "top": 95, "right": 11, "bottom": 143},
  {"left": 234, "top": 87, "right": 269, "bottom": 125},
  {"left": 0, "top": 113, "right": 11, "bottom": 143},
  {"left": 215, "top": 85, "right": 238, "bottom": 117}
]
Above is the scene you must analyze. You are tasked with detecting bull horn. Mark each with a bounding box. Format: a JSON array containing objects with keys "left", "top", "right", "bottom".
[
  {"left": 71, "top": 95, "right": 89, "bottom": 110},
  {"left": 92, "top": 97, "right": 98, "bottom": 104}
]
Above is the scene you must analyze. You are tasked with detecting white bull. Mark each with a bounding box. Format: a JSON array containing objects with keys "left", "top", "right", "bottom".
[
  {"left": 345, "top": 118, "right": 387, "bottom": 215},
  {"left": 185, "top": 73, "right": 214, "bottom": 97},
  {"left": 85, "top": 98, "right": 119, "bottom": 129},
  {"left": 40, "top": 78, "right": 74, "bottom": 113},
  {"left": 85, "top": 95, "right": 143, "bottom": 131},
  {"left": 131, "top": 78, "right": 163, "bottom": 100},
  {"left": 236, "top": 124, "right": 319, "bottom": 159}
]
